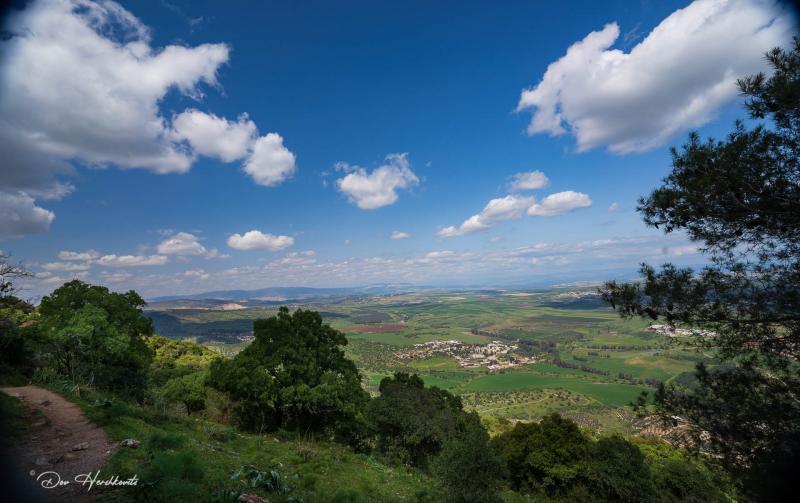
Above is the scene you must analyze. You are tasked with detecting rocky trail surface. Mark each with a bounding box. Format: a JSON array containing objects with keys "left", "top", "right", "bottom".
[{"left": 1, "top": 385, "right": 115, "bottom": 502}]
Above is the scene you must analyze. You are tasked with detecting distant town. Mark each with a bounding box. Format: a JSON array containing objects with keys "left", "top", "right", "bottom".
[{"left": 397, "top": 339, "right": 541, "bottom": 371}]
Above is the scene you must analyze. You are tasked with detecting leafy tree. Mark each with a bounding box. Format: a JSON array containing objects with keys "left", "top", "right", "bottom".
[
  {"left": 0, "top": 254, "right": 36, "bottom": 378},
  {"left": 365, "top": 372, "right": 465, "bottom": 467},
  {"left": 490, "top": 413, "right": 590, "bottom": 496},
  {"left": 208, "top": 307, "right": 369, "bottom": 440},
  {"left": 0, "top": 296, "right": 36, "bottom": 377},
  {"left": 601, "top": 40, "right": 800, "bottom": 500},
  {"left": 586, "top": 436, "right": 654, "bottom": 503},
  {"left": 38, "top": 280, "right": 154, "bottom": 400},
  {"left": 160, "top": 371, "right": 208, "bottom": 414},
  {"left": 146, "top": 335, "right": 221, "bottom": 387},
  {"left": 432, "top": 412, "right": 504, "bottom": 503},
  {"left": 636, "top": 438, "right": 732, "bottom": 503}
]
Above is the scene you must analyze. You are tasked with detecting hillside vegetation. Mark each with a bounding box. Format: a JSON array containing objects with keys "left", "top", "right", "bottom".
[{"left": 1, "top": 278, "right": 736, "bottom": 502}]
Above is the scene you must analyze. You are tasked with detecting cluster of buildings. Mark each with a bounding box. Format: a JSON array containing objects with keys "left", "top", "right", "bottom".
[
  {"left": 553, "top": 290, "right": 600, "bottom": 299},
  {"left": 396, "top": 339, "right": 539, "bottom": 371},
  {"left": 236, "top": 333, "right": 255, "bottom": 342},
  {"left": 647, "top": 324, "right": 716, "bottom": 338}
]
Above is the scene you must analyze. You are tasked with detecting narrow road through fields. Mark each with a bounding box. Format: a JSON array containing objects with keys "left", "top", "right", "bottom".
[{"left": 1, "top": 385, "right": 115, "bottom": 502}]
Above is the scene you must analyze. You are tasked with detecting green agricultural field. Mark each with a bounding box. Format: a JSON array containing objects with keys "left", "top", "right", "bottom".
[
  {"left": 147, "top": 287, "right": 695, "bottom": 432},
  {"left": 459, "top": 372, "right": 648, "bottom": 406}
]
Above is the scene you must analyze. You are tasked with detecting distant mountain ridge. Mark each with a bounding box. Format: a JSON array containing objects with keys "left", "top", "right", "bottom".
[{"left": 147, "top": 284, "right": 420, "bottom": 302}]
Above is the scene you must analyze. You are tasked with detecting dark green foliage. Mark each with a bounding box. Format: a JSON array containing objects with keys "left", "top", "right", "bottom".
[
  {"left": 432, "top": 412, "right": 504, "bottom": 503},
  {"left": 490, "top": 413, "right": 590, "bottom": 495},
  {"left": 229, "top": 465, "right": 301, "bottom": 502},
  {"left": 368, "top": 373, "right": 502, "bottom": 501},
  {"left": 159, "top": 370, "right": 208, "bottom": 414},
  {"left": 637, "top": 438, "right": 730, "bottom": 503},
  {"left": 587, "top": 436, "right": 654, "bottom": 503},
  {"left": 208, "top": 307, "right": 369, "bottom": 440},
  {"left": 601, "top": 40, "right": 800, "bottom": 501},
  {"left": 136, "top": 450, "right": 205, "bottom": 502},
  {"left": 0, "top": 263, "right": 37, "bottom": 378},
  {"left": 327, "top": 489, "right": 364, "bottom": 503},
  {"left": 0, "top": 392, "right": 25, "bottom": 449},
  {"left": 0, "top": 307, "right": 34, "bottom": 378},
  {"left": 491, "top": 415, "right": 731, "bottom": 502},
  {"left": 147, "top": 431, "right": 187, "bottom": 451},
  {"left": 366, "top": 372, "right": 464, "bottom": 467},
  {"left": 146, "top": 335, "right": 221, "bottom": 387},
  {"left": 38, "top": 280, "right": 154, "bottom": 400},
  {"left": 88, "top": 397, "right": 133, "bottom": 426}
]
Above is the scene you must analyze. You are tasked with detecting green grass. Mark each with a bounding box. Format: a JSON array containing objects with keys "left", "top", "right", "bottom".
[
  {"left": 409, "top": 356, "right": 462, "bottom": 371},
  {"left": 0, "top": 391, "right": 27, "bottom": 444},
  {"left": 40, "top": 381, "right": 435, "bottom": 503},
  {"left": 459, "top": 372, "right": 648, "bottom": 406}
]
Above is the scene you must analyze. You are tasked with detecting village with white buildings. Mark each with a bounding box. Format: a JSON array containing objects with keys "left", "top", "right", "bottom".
[
  {"left": 396, "top": 339, "right": 539, "bottom": 371},
  {"left": 647, "top": 324, "right": 717, "bottom": 338}
]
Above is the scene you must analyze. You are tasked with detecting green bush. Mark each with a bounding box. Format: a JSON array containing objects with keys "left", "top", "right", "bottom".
[
  {"left": 636, "top": 438, "right": 731, "bottom": 503},
  {"left": 366, "top": 373, "right": 464, "bottom": 468},
  {"left": 38, "top": 280, "right": 154, "bottom": 401},
  {"left": 208, "top": 307, "right": 369, "bottom": 442},
  {"left": 586, "top": 436, "right": 654, "bottom": 503},
  {"left": 0, "top": 295, "right": 37, "bottom": 380},
  {"left": 147, "top": 431, "right": 187, "bottom": 451},
  {"left": 159, "top": 370, "right": 208, "bottom": 414},
  {"left": 491, "top": 413, "right": 590, "bottom": 495},
  {"left": 432, "top": 412, "right": 504, "bottom": 503},
  {"left": 88, "top": 397, "right": 132, "bottom": 426},
  {"left": 146, "top": 335, "right": 221, "bottom": 387},
  {"left": 136, "top": 450, "right": 205, "bottom": 502}
]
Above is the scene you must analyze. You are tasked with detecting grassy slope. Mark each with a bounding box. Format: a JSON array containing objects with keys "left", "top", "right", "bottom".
[{"left": 28, "top": 381, "right": 536, "bottom": 503}]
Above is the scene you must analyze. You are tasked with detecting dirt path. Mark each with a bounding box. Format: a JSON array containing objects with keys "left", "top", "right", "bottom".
[{"left": 1, "top": 385, "right": 115, "bottom": 502}]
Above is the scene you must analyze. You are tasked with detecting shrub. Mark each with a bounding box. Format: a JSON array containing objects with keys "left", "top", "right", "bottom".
[
  {"left": 208, "top": 307, "right": 369, "bottom": 441},
  {"left": 136, "top": 450, "right": 204, "bottom": 502},
  {"left": 491, "top": 413, "right": 590, "bottom": 495},
  {"left": 432, "top": 412, "right": 504, "bottom": 503},
  {"left": 586, "top": 436, "right": 654, "bottom": 503},
  {"left": 37, "top": 280, "right": 154, "bottom": 401},
  {"left": 636, "top": 438, "right": 732, "bottom": 503},
  {"left": 147, "top": 431, "right": 187, "bottom": 451},
  {"left": 365, "top": 373, "right": 464, "bottom": 468},
  {"left": 159, "top": 371, "right": 208, "bottom": 414},
  {"left": 88, "top": 398, "right": 132, "bottom": 426}
]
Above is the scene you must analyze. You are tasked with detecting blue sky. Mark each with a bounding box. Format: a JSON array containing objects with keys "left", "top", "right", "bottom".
[{"left": 0, "top": 0, "right": 795, "bottom": 298}]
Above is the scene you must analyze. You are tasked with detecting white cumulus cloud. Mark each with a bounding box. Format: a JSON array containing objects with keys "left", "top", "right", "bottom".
[
  {"left": 336, "top": 153, "right": 419, "bottom": 209},
  {"left": 171, "top": 110, "right": 256, "bottom": 162},
  {"left": 0, "top": 192, "right": 55, "bottom": 238},
  {"left": 438, "top": 195, "right": 534, "bottom": 237},
  {"left": 243, "top": 133, "right": 297, "bottom": 187},
  {"left": 391, "top": 231, "right": 410, "bottom": 240},
  {"left": 517, "top": 0, "right": 793, "bottom": 153},
  {"left": 42, "top": 261, "right": 91, "bottom": 272},
  {"left": 96, "top": 254, "right": 168, "bottom": 267},
  {"left": 510, "top": 170, "right": 549, "bottom": 191},
  {"left": 58, "top": 250, "right": 100, "bottom": 261},
  {"left": 0, "top": 0, "right": 296, "bottom": 237},
  {"left": 527, "top": 191, "right": 592, "bottom": 216},
  {"left": 227, "top": 230, "right": 294, "bottom": 251},
  {"left": 155, "top": 231, "right": 224, "bottom": 259}
]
